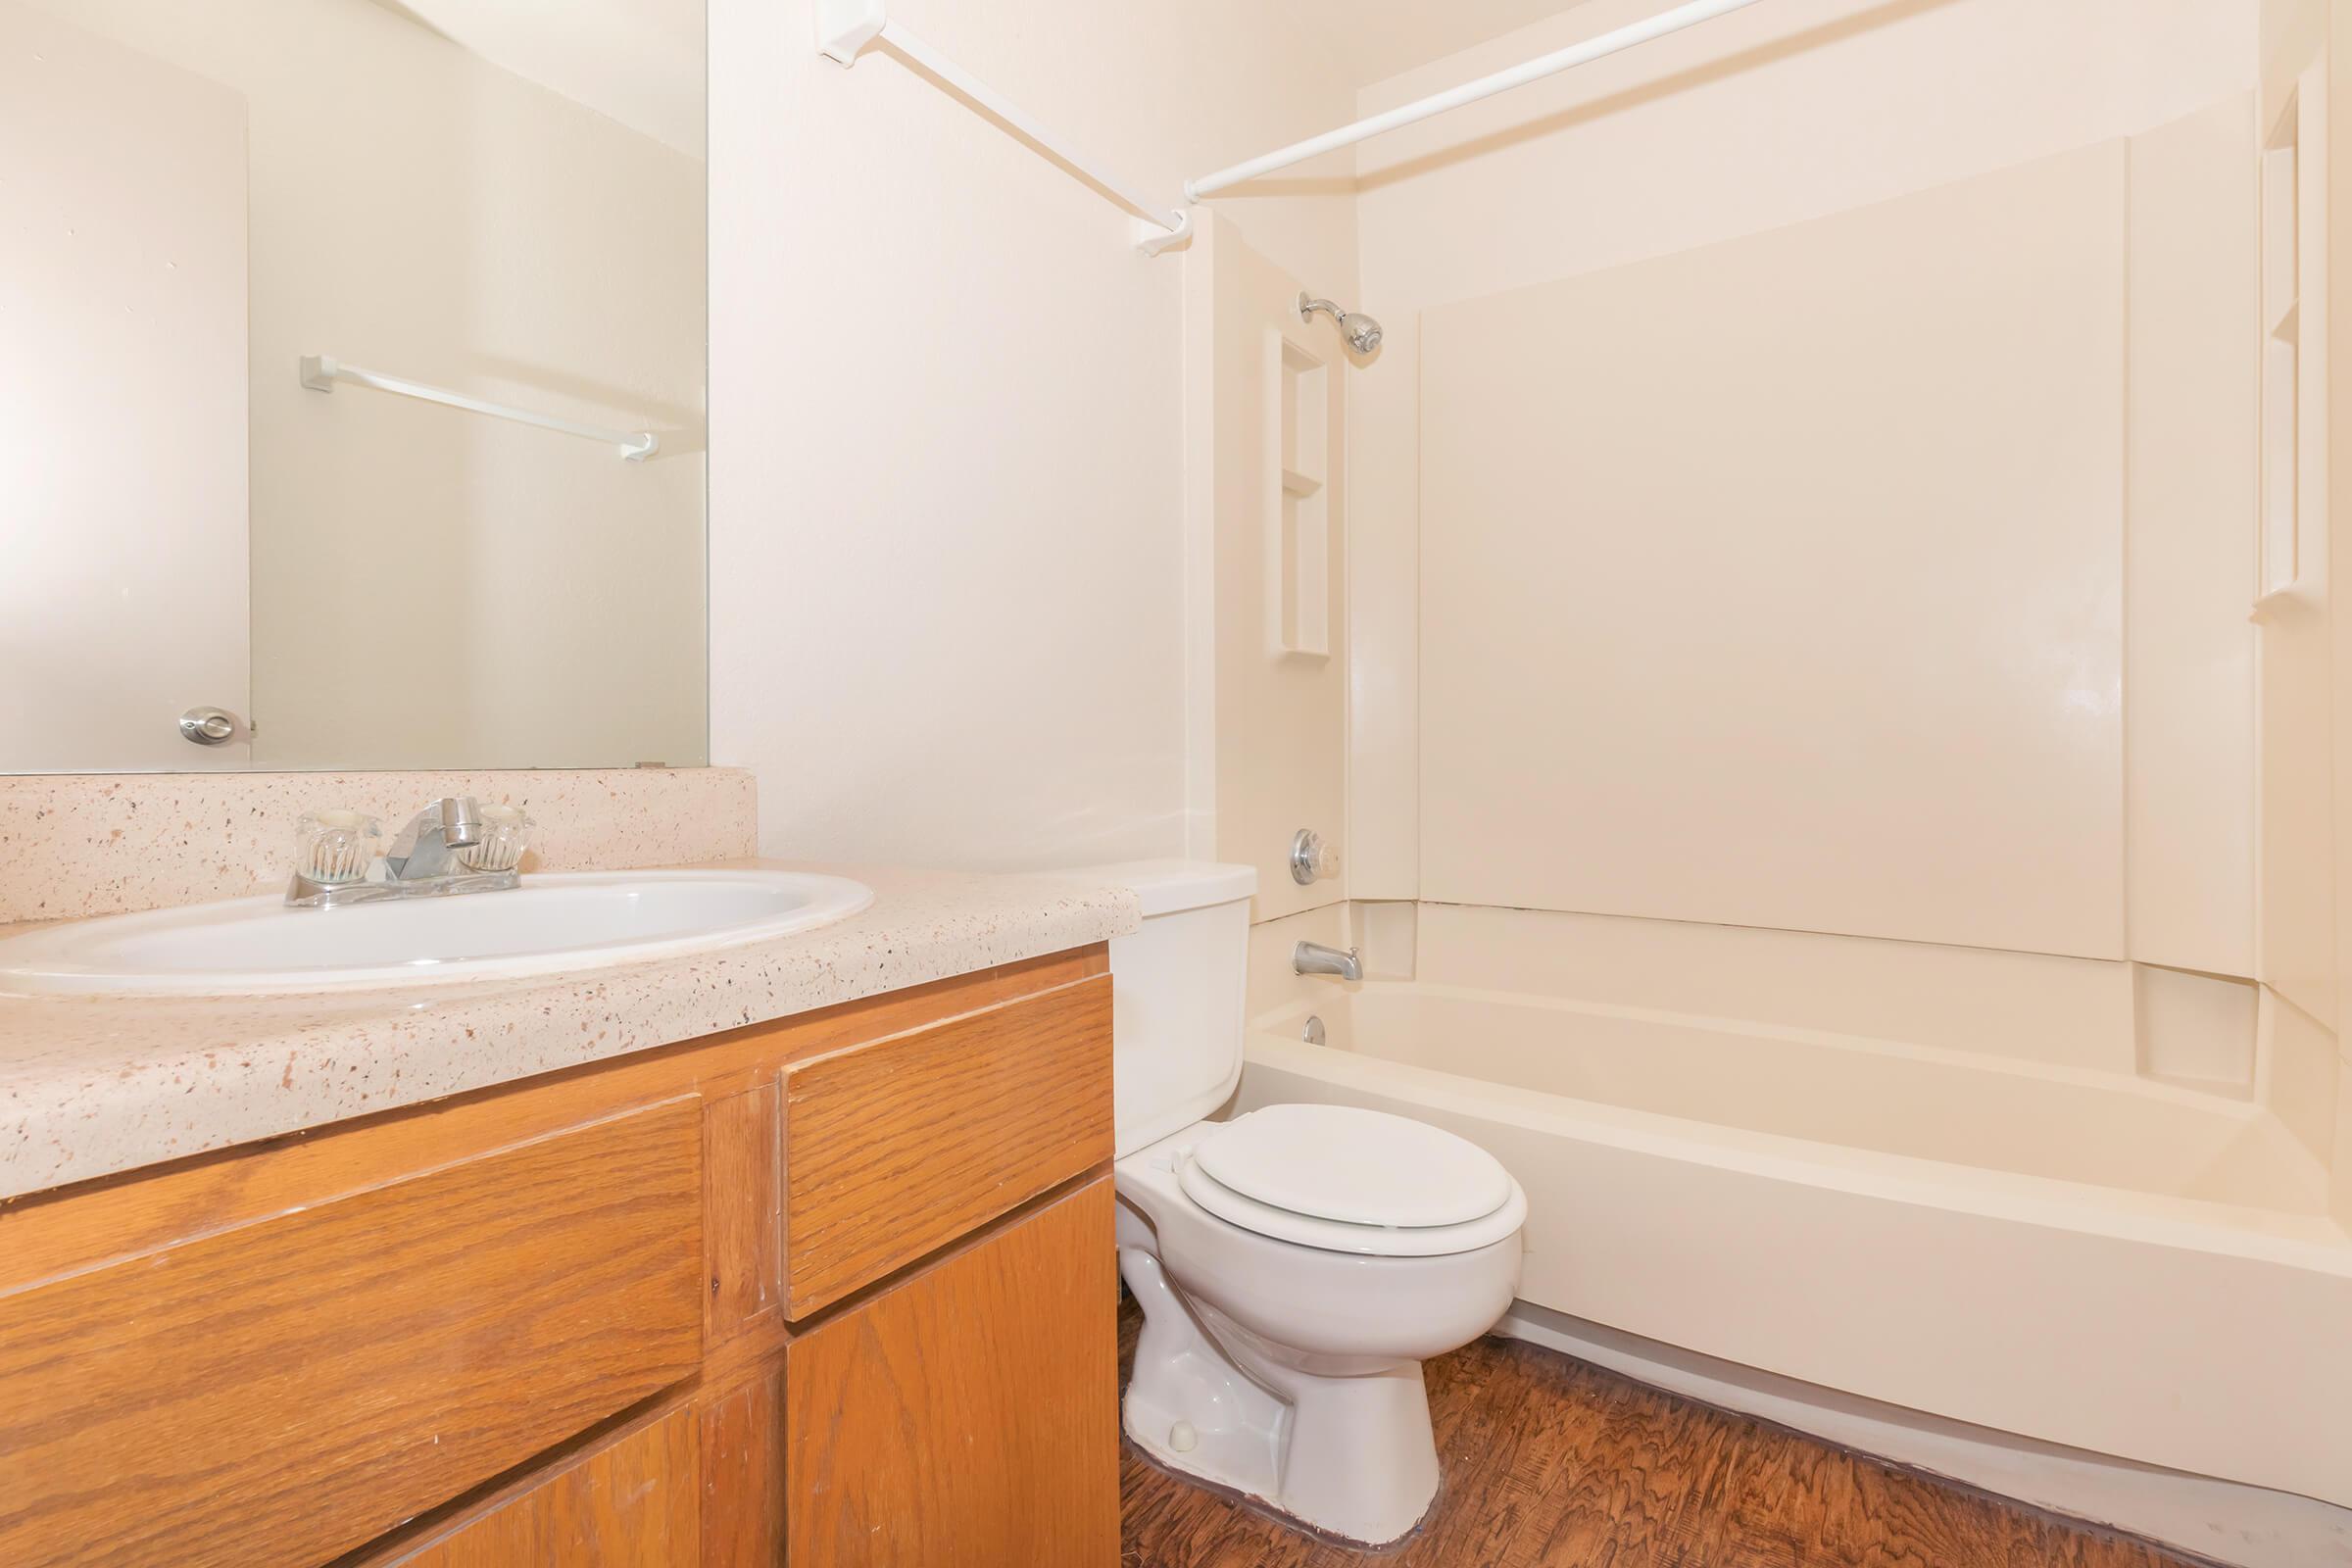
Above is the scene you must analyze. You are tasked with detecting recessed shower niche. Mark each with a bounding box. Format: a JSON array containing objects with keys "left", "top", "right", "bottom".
[{"left": 1274, "top": 337, "right": 1331, "bottom": 658}]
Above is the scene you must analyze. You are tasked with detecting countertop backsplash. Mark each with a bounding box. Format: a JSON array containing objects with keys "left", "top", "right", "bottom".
[{"left": 0, "top": 768, "right": 759, "bottom": 926}]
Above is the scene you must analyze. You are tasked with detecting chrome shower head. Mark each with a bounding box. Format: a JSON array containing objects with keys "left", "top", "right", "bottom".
[{"left": 1299, "top": 292, "right": 1383, "bottom": 357}]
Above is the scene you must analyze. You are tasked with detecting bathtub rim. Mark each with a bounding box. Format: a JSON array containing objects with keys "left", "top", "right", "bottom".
[{"left": 1242, "top": 1030, "right": 2352, "bottom": 1276}]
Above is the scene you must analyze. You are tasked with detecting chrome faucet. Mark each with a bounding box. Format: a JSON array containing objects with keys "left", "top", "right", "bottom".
[
  {"left": 1294, "top": 941, "right": 1362, "bottom": 982},
  {"left": 384, "top": 796, "right": 484, "bottom": 881},
  {"left": 286, "top": 796, "right": 526, "bottom": 907}
]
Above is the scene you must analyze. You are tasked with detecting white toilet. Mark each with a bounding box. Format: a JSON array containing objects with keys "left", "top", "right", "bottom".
[{"left": 1085, "top": 859, "right": 1526, "bottom": 1547}]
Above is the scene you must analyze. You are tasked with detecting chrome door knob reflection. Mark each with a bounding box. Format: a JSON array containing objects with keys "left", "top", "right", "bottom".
[{"left": 178, "top": 707, "right": 238, "bottom": 746}]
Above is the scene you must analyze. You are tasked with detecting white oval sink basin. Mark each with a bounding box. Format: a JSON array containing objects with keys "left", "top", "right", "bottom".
[{"left": 0, "top": 870, "right": 874, "bottom": 998}]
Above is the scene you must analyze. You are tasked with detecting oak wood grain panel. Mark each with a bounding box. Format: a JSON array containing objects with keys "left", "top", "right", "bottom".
[
  {"left": 390, "top": 1403, "right": 700, "bottom": 1568},
  {"left": 539, "top": 1400, "right": 700, "bottom": 1562},
  {"left": 1, "top": 947, "right": 1106, "bottom": 1289},
  {"left": 704, "top": 1082, "right": 782, "bottom": 1346},
  {"left": 0, "top": 1101, "right": 705, "bottom": 1568},
  {"left": 700, "top": 1363, "right": 787, "bottom": 1567},
  {"left": 786, "top": 1177, "right": 1119, "bottom": 1568},
  {"left": 780, "top": 973, "right": 1111, "bottom": 1316},
  {"left": 395, "top": 1501, "right": 537, "bottom": 1568}
]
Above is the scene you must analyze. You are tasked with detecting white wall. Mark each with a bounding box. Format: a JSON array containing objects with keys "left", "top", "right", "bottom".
[{"left": 708, "top": 0, "right": 1359, "bottom": 869}]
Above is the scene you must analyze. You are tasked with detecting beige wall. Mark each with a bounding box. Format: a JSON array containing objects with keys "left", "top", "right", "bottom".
[{"left": 708, "top": 0, "right": 1359, "bottom": 870}]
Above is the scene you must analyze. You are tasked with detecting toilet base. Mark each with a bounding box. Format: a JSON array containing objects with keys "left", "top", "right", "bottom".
[{"left": 1119, "top": 1248, "right": 1442, "bottom": 1547}]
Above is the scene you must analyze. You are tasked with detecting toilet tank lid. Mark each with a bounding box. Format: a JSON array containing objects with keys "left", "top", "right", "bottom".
[{"left": 1062, "top": 859, "right": 1255, "bottom": 917}]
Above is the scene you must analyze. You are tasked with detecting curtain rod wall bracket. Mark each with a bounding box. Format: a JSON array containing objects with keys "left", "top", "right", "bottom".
[{"left": 814, "top": 0, "right": 1189, "bottom": 255}]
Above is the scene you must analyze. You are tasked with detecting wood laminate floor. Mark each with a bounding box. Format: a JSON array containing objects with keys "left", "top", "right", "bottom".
[{"left": 1117, "top": 1298, "right": 2206, "bottom": 1568}]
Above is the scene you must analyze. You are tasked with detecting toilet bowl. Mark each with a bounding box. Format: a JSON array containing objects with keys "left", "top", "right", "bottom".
[
  {"left": 1115, "top": 1108, "right": 1525, "bottom": 1545},
  {"left": 1068, "top": 858, "right": 1527, "bottom": 1545}
]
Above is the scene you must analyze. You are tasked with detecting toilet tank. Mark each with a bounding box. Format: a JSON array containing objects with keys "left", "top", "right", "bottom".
[{"left": 1071, "top": 860, "right": 1256, "bottom": 1158}]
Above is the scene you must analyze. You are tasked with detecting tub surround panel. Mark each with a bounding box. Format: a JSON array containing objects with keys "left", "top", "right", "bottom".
[
  {"left": 2261, "top": 987, "right": 2343, "bottom": 1174},
  {"left": 1197, "top": 215, "right": 1352, "bottom": 926},
  {"left": 2336, "top": 1073, "right": 2352, "bottom": 1224},
  {"left": 1350, "top": 0, "right": 2256, "bottom": 952},
  {"left": 1418, "top": 141, "right": 2132, "bottom": 959},
  {"left": 2123, "top": 95, "right": 2260, "bottom": 980},
  {"left": 1245, "top": 902, "right": 1356, "bottom": 1024},
  {"left": 0, "top": 768, "right": 759, "bottom": 926},
  {"left": 0, "top": 863, "right": 1137, "bottom": 1199},
  {"left": 1412, "top": 904, "right": 2143, "bottom": 1077}
]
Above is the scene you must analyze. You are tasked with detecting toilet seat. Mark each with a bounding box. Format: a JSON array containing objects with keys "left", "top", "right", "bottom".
[
  {"left": 1194, "top": 1103, "right": 1514, "bottom": 1226},
  {"left": 1175, "top": 1104, "right": 1527, "bottom": 1258}
]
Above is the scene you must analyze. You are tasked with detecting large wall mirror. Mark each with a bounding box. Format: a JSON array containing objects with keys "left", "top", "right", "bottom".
[{"left": 3, "top": 0, "right": 707, "bottom": 772}]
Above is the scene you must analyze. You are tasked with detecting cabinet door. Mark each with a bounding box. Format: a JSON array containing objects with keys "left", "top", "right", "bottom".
[
  {"left": 394, "top": 1404, "right": 700, "bottom": 1567},
  {"left": 780, "top": 974, "right": 1111, "bottom": 1318},
  {"left": 0, "top": 1099, "right": 704, "bottom": 1568},
  {"left": 784, "top": 1177, "right": 1119, "bottom": 1568}
]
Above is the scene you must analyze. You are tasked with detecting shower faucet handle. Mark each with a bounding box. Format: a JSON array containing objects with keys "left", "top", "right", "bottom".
[{"left": 1290, "top": 828, "right": 1341, "bottom": 886}]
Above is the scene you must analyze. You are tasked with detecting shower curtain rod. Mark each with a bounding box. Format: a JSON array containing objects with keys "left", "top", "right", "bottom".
[
  {"left": 814, "top": 0, "right": 1193, "bottom": 255},
  {"left": 1187, "top": 0, "right": 1770, "bottom": 201},
  {"left": 814, "top": 0, "right": 1764, "bottom": 254}
]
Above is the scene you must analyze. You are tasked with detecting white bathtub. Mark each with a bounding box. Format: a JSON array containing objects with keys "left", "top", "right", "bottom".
[{"left": 1236, "top": 977, "right": 2352, "bottom": 1515}]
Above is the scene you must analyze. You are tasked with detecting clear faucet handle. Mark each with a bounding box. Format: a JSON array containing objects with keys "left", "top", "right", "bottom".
[
  {"left": 296, "top": 809, "right": 381, "bottom": 885},
  {"left": 457, "top": 803, "right": 533, "bottom": 873},
  {"left": 1289, "top": 828, "right": 1341, "bottom": 886}
]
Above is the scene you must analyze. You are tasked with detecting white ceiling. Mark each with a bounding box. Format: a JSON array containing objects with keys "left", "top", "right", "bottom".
[
  {"left": 1307, "top": 0, "right": 1599, "bottom": 88},
  {"left": 371, "top": 0, "right": 705, "bottom": 160}
]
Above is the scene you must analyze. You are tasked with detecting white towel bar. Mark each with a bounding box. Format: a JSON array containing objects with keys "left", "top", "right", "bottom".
[{"left": 298, "top": 356, "right": 659, "bottom": 462}]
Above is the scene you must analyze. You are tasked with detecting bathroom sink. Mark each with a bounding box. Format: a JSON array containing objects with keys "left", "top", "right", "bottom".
[{"left": 0, "top": 869, "right": 874, "bottom": 998}]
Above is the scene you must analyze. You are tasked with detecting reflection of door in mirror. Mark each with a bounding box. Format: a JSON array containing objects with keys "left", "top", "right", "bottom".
[
  {"left": 1, "top": 0, "right": 708, "bottom": 774},
  {"left": 2, "top": 3, "right": 252, "bottom": 768}
]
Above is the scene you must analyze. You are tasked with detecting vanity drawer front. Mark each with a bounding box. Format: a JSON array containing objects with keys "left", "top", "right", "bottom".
[
  {"left": 0, "top": 1098, "right": 705, "bottom": 1568},
  {"left": 782, "top": 974, "right": 1112, "bottom": 1317}
]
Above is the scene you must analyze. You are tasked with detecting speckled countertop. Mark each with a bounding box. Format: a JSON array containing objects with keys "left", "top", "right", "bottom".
[{"left": 0, "top": 861, "right": 1138, "bottom": 1200}]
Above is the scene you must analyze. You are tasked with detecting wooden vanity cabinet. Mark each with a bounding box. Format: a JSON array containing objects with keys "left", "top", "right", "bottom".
[
  {"left": 398, "top": 1403, "right": 705, "bottom": 1567},
  {"left": 783, "top": 1177, "right": 1120, "bottom": 1567},
  {"left": 0, "top": 946, "right": 1118, "bottom": 1568}
]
